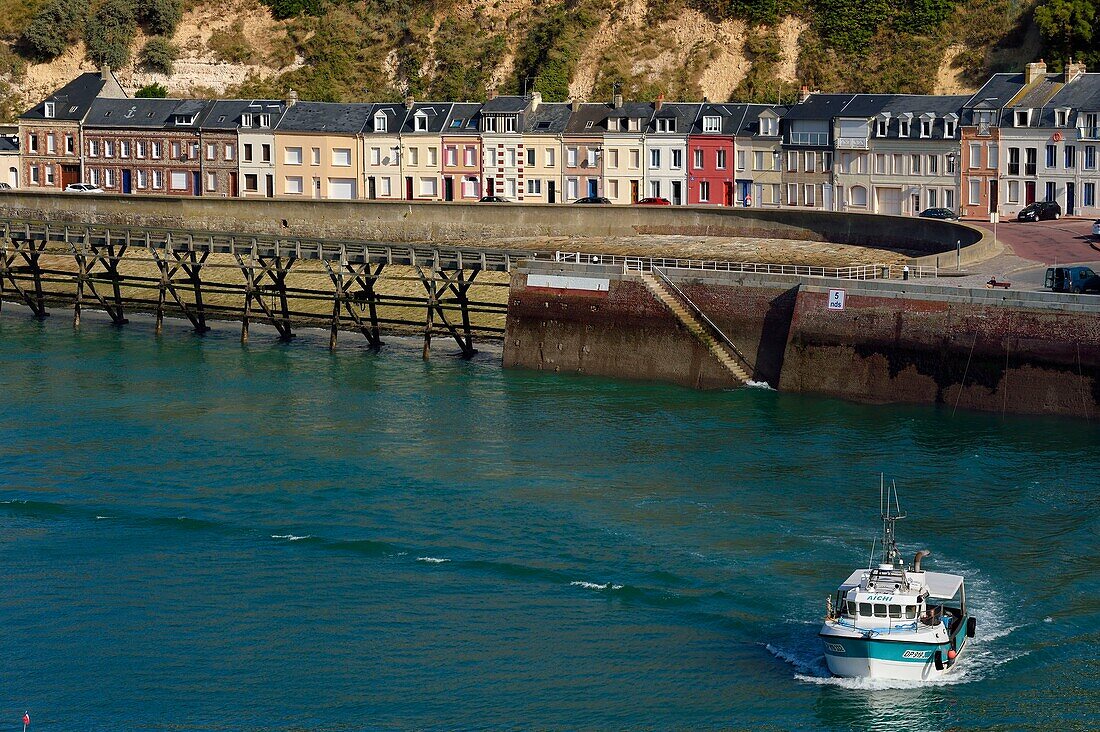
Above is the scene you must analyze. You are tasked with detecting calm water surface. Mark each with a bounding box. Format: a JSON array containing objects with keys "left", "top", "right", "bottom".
[{"left": 1, "top": 309, "right": 1097, "bottom": 731}]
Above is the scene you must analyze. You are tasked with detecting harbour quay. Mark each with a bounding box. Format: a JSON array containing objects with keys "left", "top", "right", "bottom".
[{"left": 1, "top": 192, "right": 1096, "bottom": 419}]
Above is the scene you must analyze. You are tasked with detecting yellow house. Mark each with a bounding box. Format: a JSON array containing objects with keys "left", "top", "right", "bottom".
[
  {"left": 273, "top": 101, "right": 371, "bottom": 199},
  {"left": 520, "top": 102, "right": 570, "bottom": 203}
]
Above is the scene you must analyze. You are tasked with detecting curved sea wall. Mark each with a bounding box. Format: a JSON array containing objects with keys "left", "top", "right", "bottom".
[{"left": 0, "top": 191, "right": 989, "bottom": 263}]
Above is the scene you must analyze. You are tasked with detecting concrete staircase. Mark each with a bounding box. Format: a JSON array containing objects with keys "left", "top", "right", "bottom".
[{"left": 639, "top": 271, "right": 752, "bottom": 385}]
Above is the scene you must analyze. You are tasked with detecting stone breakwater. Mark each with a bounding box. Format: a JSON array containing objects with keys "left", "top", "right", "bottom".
[{"left": 504, "top": 261, "right": 1100, "bottom": 418}]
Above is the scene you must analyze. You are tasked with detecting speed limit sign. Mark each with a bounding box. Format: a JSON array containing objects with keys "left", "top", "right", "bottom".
[{"left": 828, "top": 288, "right": 846, "bottom": 310}]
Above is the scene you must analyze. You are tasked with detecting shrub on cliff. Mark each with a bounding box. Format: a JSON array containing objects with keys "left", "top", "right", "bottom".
[
  {"left": 20, "top": 0, "right": 86, "bottom": 61},
  {"left": 85, "top": 0, "right": 138, "bottom": 69},
  {"left": 136, "top": 82, "right": 168, "bottom": 98},
  {"left": 139, "top": 37, "right": 178, "bottom": 75},
  {"left": 262, "top": 0, "right": 323, "bottom": 20},
  {"left": 138, "top": 0, "right": 183, "bottom": 37}
]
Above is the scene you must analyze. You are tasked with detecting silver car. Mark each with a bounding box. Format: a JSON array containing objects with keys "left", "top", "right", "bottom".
[{"left": 64, "top": 183, "right": 105, "bottom": 193}]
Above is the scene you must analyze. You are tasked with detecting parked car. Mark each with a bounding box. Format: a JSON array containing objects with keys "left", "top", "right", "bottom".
[
  {"left": 1046, "top": 266, "right": 1100, "bottom": 293},
  {"left": 0, "top": 182, "right": 12, "bottom": 190},
  {"left": 1091, "top": 219, "right": 1100, "bottom": 238},
  {"left": 917, "top": 207, "right": 958, "bottom": 220},
  {"left": 64, "top": 183, "right": 105, "bottom": 193},
  {"left": 635, "top": 197, "right": 671, "bottom": 206},
  {"left": 478, "top": 195, "right": 510, "bottom": 203},
  {"left": 1017, "top": 200, "right": 1061, "bottom": 221},
  {"left": 573, "top": 196, "right": 612, "bottom": 205}
]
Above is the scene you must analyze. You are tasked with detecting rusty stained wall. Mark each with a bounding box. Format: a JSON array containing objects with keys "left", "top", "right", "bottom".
[
  {"left": 780, "top": 290, "right": 1100, "bottom": 417},
  {"left": 503, "top": 272, "right": 800, "bottom": 390}
]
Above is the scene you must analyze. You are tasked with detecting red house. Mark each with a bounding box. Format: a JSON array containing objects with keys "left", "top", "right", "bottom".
[{"left": 687, "top": 104, "right": 739, "bottom": 206}]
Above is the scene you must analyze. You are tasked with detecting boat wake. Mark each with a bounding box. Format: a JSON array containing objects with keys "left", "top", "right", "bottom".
[
  {"left": 416, "top": 556, "right": 451, "bottom": 564},
  {"left": 570, "top": 580, "right": 624, "bottom": 591},
  {"left": 271, "top": 534, "right": 312, "bottom": 541}
]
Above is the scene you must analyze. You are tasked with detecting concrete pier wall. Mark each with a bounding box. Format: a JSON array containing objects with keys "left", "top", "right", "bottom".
[
  {"left": 504, "top": 261, "right": 1100, "bottom": 418},
  {"left": 0, "top": 191, "right": 987, "bottom": 261}
]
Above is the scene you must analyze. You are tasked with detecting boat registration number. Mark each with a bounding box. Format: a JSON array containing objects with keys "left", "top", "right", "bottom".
[{"left": 902, "top": 650, "right": 931, "bottom": 659}]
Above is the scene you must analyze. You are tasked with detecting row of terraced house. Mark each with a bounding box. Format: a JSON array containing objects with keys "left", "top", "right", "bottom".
[{"left": 12, "top": 60, "right": 1100, "bottom": 218}]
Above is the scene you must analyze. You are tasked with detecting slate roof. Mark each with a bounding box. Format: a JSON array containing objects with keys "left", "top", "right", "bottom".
[
  {"left": 649, "top": 103, "right": 700, "bottom": 134},
  {"left": 876, "top": 95, "right": 967, "bottom": 139},
  {"left": 84, "top": 98, "right": 194, "bottom": 129},
  {"left": 565, "top": 103, "right": 610, "bottom": 135},
  {"left": 401, "top": 103, "right": 454, "bottom": 134},
  {"left": 443, "top": 103, "right": 482, "bottom": 135},
  {"left": 607, "top": 101, "right": 654, "bottom": 120},
  {"left": 200, "top": 99, "right": 286, "bottom": 130},
  {"left": 21, "top": 72, "right": 105, "bottom": 121},
  {"left": 782, "top": 94, "right": 858, "bottom": 120},
  {"left": 276, "top": 102, "right": 374, "bottom": 134},
  {"left": 481, "top": 95, "right": 529, "bottom": 113},
  {"left": 692, "top": 103, "right": 762, "bottom": 135},
  {"left": 1046, "top": 73, "right": 1100, "bottom": 111},
  {"left": 363, "top": 103, "right": 407, "bottom": 134},
  {"left": 524, "top": 102, "right": 571, "bottom": 134},
  {"left": 0, "top": 136, "right": 18, "bottom": 152}
]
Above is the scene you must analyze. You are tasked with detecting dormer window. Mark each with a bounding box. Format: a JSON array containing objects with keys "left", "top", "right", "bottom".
[
  {"left": 375, "top": 112, "right": 388, "bottom": 133},
  {"left": 241, "top": 113, "right": 254, "bottom": 127},
  {"left": 504, "top": 116, "right": 517, "bottom": 133},
  {"left": 483, "top": 116, "right": 498, "bottom": 133},
  {"left": 899, "top": 114, "right": 912, "bottom": 137},
  {"left": 920, "top": 113, "right": 934, "bottom": 138},
  {"left": 258, "top": 114, "right": 270, "bottom": 127},
  {"left": 174, "top": 114, "right": 196, "bottom": 126},
  {"left": 760, "top": 117, "right": 778, "bottom": 136},
  {"left": 1055, "top": 108, "right": 1069, "bottom": 127},
  {"left": 655, "top": 118, "right": 675, "bottom": 133},
  {"left": 414, "top": 111, "right": 428, "bottom": 131},
  {"left": 44, "top": 102, "right": 55, "bottom": 118},
  {"left": 875, "top": 116, "right": 889, "bottom": 137},
  {"left": 944, "top": 115, "right": 958, "bottom": 137},
  {"left": 703, "top": 116, "right": 721, "bottom": 133},
  {"left": 1014, "top": 109, "right": 1031, "bottom": 127}
]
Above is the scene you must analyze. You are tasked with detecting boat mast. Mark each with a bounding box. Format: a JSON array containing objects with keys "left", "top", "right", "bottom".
[{"left": 880, "top": 475, "right": 906, "bottom": 567}]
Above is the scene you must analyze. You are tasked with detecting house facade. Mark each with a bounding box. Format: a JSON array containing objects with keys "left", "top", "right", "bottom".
[
  {"left": 480, "top": 94, "right": 533, "bottom": 200},
  {"left": 363, "top": 103, "right": 408, "bottom": 200},
  {"left": 781, "top": 92, "right": 845, "bottom": 209},
  {"left": 235, "top": 99, "right": 286, "bottom": 198},
  {"left": 562, "top": 102, "right": 608, "bottom": 201},
  {"left": 401, "top": 102, "right": 452, "bottom": 201},
  {"left": 688, "top": 104, "right": 739, "bottom": 206},
  {"left": 274, "top": 102, "right": 371, "bottom": 199},
  {"left": 521, "top": 102, "right": 570, "bottom": 204},
  {"left": 1, "top": 135, "right": 19, "bottom": 187},
  {"left": 645, "top": 101, "right": 698, "bottom": 205},
  {"left": 441, "top": 102, "right": 483, "bottom": 201},
  {"left": 745, "top": 107, "right": 784, "bottom": 207},
  {"left": 603, "top": 99, "right": 650, "bottom": 204},
  {"left": 19, "top": 70, "right": 125, "bottom": 191}
]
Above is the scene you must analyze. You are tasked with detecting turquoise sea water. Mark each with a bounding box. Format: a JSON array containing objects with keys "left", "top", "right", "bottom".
[{"left": 0, "top": 308, "right": 1097, "bottom": 731}]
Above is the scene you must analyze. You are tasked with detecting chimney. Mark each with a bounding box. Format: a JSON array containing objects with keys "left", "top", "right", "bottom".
[
  {"left": 570, "top": 98, "right": 580, "bottom": 112},
  {"left": 799, "top": 85, "right": 811, "bottom": 103},
  {"left": 404, "top": 95, "right": 415, "bottom": 111},
  {"left": 487, "top": 88, "right": 498, "bottom": 101},
  {"left": 286, "top": 89, "right": 298, "bottom": 107},
  {"left": 655, "top": 93, "right": 664, "bottom": 112},
  {"left": 1025, "top": 59, "right": 1047, "bottom": 85},
  {"left": 1064, "top": 59, "right": 1087, "bottom": 83},
  {"left": 531, "top": 91, "right": 542, "bottom": 111},
  {"left": 613, "top": 92, "right": 623, "bottom": 109},
  {"left": 100, "top": 64, "right": 112, "bottom": 81}
]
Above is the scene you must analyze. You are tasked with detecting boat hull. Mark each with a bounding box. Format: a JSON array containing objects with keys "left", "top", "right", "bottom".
[{"left": 819, "top": 623, "right": 969, "bottom": 681}]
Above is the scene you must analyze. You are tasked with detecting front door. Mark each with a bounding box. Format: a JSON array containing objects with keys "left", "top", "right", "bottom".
[
  {"left": 630, "top": 180, "right": 639, "bottom": 203},
  {"left": 587, "top": 178, "right": 598, "bottom": 198},
  {"left": 405, "top": 176, "right": 413, "bottom": 200},
  {"left": 192, "top": 171, "right": 202, "bottom": 196},
  {"left": 61, "top": 164, "right": 80, "bottom": 188},
  {"left": 266, "top": 175, "right": 274, "bottom": 198},
  {"left": 444, "top": 176, "right": 454, "bottom": 201},
  {"left": 671, "top": 181, "right": 682, "bottom": 205},
  {"left": 548, "top": 180, "right": 556, "bottom": 203},
  {"left": 1067, "top": 182, "right": 1076, "bottom": 215},
  {"left": 368, "top": 177, "right": 377, "bottom": 200},
  {"left": 486, "top": 178, "right": 494, "bottom": 196},
  {"left": 1025, "top": 181, "right": 1035, "bottom": 205},
  {"left": 229, "top": 171, "right": 238, "bottom": 197},
  {"left": 122, "top": 169, "right": 132, "bottom": 194},
  {"left": 989, "top": 179, "right": 998, "bottom": 212}
]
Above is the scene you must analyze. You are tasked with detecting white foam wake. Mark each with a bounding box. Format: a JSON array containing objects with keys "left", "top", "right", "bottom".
[
  {"left": 570, "top": 581, "right": 623, "bottom": 591},
  {"left": 271, "top": 534, "right": 311, "bottom": 541},
  {"left": 744, "top": 380, "right": 775, "bottom": 390},
  {"left": 416, "top": 557, "right": 450, "bottom": 563}
]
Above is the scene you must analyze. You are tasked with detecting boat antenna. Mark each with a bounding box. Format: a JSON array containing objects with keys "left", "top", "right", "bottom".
[{"left": 879, "top": 475, "right": 906, "bottom": 567}]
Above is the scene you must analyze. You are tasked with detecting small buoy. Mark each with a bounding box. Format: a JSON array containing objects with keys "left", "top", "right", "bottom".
[{"left": 947, "top": 649, "right": 957, "bottom": 660}]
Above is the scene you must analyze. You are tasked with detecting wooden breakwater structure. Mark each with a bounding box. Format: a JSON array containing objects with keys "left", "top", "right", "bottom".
[{"left": 0, "top": 218, "right": 532, "bottom": 358}]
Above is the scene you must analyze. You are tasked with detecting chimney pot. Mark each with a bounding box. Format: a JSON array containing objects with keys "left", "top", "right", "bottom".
[
  {"left": 613, "top": 93, "right": 623, "bottom": 109},
  {"left": 531, "top": 91, "right": 542, "bottom": 111},
  {"left": 1025, "top": 60, "right": 1048, "bottom": 84},
  {"left": 655, "top": 93, "right": 664, "bottom": 112},
  {"left": 488, "top": 88, "right": 498, "bottom": 101},
  {"left": 570, "top": 98, "right": 580, "bottom": 112},
  {"left": 404, "top": 95, "right": 415, "bottom": 111},
  {"left": 799, "top": 85, "right": 811, "bottom": 103},
  {"left": 286, "top": 89, "right": 298, "bottom": 107}
]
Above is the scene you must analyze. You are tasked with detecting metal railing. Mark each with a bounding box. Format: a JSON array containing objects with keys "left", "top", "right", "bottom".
[{"left": 555, "top": 251, "right": 887, "bottom": 280}]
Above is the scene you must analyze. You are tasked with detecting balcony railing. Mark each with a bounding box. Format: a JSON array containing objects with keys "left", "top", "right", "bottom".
[
  {"left": 1025, "top": 164, "right": 1037, "bottom": 175},
  {"left": 835, "top": 137, "right": 869, "bottom": 150},
  {"left": 788, "top": 132, "right": 829, "bottom": 146}
]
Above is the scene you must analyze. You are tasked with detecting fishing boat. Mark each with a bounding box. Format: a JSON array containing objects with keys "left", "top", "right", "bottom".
[{"left": 818, "top": 479, "right": 975, "bottom": 681}]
